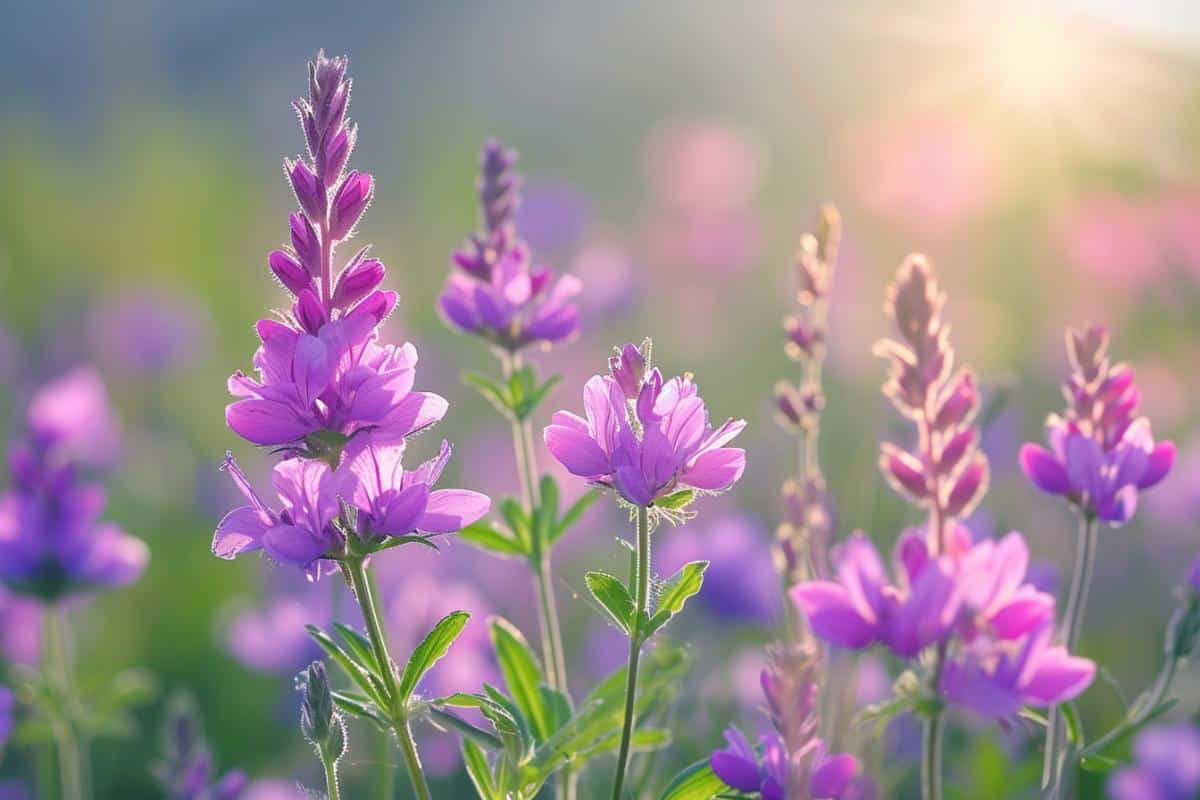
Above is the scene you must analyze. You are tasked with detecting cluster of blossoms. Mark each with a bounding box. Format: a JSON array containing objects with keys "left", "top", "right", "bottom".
[
  {"left": 545, "top": 341, "right": 746, "bottom": 508},
  {"left": 711, "top": 644, "right": 870, "bottom": 799},
  {"left": 792, "top": 258, "right": 1094, "bottom": 725},
  {"left": 0, "top": 368, "right": 147, "bottom": 599},
  {"left": 774, "top": 207, "right": 840, "bottom": 585},
  {"left": 1020, "top": 324, "right": 1175, "bottom": 524},
  {"left": 215, "top": 52, "right": 489, "bottom": 578},
  {"left": 438, "top": 139, "right": 582, "bottom": 352}
]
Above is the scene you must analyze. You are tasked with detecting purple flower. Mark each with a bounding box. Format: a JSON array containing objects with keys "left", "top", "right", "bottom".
[
  {"left": 939, "top": 622, "right": 1095, "bottom": 719},
  {"left": 0, "top": 686, "right": 12, "bottom": 750},
  {"left": 155, "top": 693, "right": 248, "bottom": 800},
  {"left": 956, "top": 531, "right": 1055, "bottom": 641},
  {"left": 226, "top": 587, "right": 329, "bottom": 674},
  {"left": 89, "top": 289, "right": 210, "bottom": 378},
  {"left": 212, "top": 454, "right": 351, "bottom": 577},
  {"left": 438, "top": 139, "right": 582, "bottom": 352},
  {"left": 1020, "top": 325, "right": 1175, "bottom": 525},
  {"left": 0, "top": 373, "right": 147, "bottom": 600},
  {"left": 226, "top": 315, "right": 446, "bottom": 449},
  {"left": 26, "top": 367, "right": 120, "bottom": 470},
  {"left": 339, "top": 433, "right": 490, "bottom": 540},
  {"left": 710, "top": 727, "right": 864, "bottom": 800},
  {"left": 543, "top": 350, "right": 746, "bottom": 507},
  {"left": 789, "top": 531, "right": 960, "bottom": 658},
  {"left": 1108, "top": 722, "right": 1200, "bottom": 800}
]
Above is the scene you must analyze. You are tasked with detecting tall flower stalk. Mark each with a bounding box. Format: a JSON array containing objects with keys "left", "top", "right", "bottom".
[
  {"left": 544, "top": 342, "right": 747, "bottom": 798},
  {"left": 214, "top": 51, "right": 489, "bottom": 800},
  {"left": 1019, "top": 325, "right": 1174, "bottom": 794},
  {"left": 440, "top": 139, "right": 583, "bottom": 798}
]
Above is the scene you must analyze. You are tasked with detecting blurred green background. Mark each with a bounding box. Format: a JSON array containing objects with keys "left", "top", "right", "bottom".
[{"left": 1, "top": 1, "right": 1199, "bottom": 797}]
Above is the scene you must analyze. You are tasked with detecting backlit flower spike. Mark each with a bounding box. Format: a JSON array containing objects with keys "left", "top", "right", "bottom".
[
  {"left": 438, "top": 138, "right": 582, "bottom": 352},
  {"left": 939, "top": 622, "right": 1095, "bottom": 720},
  {"left": 1020, "top": 324, "right": 1175, "bottom": 525},
  {"left": 226, "top": 51, "right": 445, "bottom": 453},
  {"left": 543, "top": 341, "right": 746, "bottom": 511},
  {"left": 213, "top": 453, "right": 351, "bottom": 579},
  {"left": 338, "top": 433, "right": 490, "bottom": 540}
]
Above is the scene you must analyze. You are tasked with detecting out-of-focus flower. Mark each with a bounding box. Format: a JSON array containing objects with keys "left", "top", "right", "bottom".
[
  {"left": 338, "top": 434, "right": 489, "bottom": 542},
  {"left": 655, "top": 513, "right": 778, "bottom": 624},
  {"left": 154, "top": 693, "right": 248, "bottom": 800},
  {"left": 1108, "top": 722, "right": 1200, "bottom": 800},
  {"left": 1020, "top": 325, "right": 1174, "bottom": 524},
  {"left": 226, "top": 586, "right": 330, "bottom": 674},
  {"left": 956, "top": 531, "right": 1055, "bottom": 641},
  {"left": 0, "top": 589, "right": 40, "bottom": 664},
  {"left": 939, "top": 622, "right": 1094, "bottom": 719},
  {"left": 516, "top": 181, "right": 591, "bottom": 257},
  {"left": 0, "top": 372, "right": 146, "bottom": 601},
  {"left": 569, "top": 243, "right": 636, "bottom": 321},
  {"left": 1054, "top": 194, "right": 1162, "bottom": 287},
  {"left": 89, "top": 288, "right": 210, "bottom": 378},
  {"left": 544, "top": 343, "right": 746, "bottom": 507},
  {"left": 26, "top": 367, "right": 120, "bottom": 470},
  {"left": 641, "top": 120, "right": 763, "bottom": 277},
  {"left": 0, "top": 686, "right": 13, "bottom": 751},
  {"left": 242, "top": 781, "right": 308, "bottom": 800},
  {"left": 439, "top": 139, "right": 582, "bottom": 352}
]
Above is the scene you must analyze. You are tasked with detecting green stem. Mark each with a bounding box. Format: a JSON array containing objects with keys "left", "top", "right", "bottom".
[
  {"left": 345, "top": 558, "right": 432, "bottom": 800},
  {"left": 1043, "top": 514, "right": 1099, "bottom": 792},
  {"left": 610, "top": 505, "right": 650, "bottom": 800},
  {"left": 44, "top": 606, "right": 86, "bottom": 800},
  {"left": 320, "top": 748, "right": 343, "bottom": 800},
  {"left": 921, "top": 710, "right": 944, "bottom": 800},
  {"left": 1085, "top": 654, "right": 1180, "bottom": 758},
  {"left": 373, "top": 725, "right": 395, "bottom": 800}
]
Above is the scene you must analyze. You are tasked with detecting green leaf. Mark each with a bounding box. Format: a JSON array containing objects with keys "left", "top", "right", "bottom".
[
  {"left": 463, "top": 371, "right": 516, "bottom": 420},
  {"left": 524, "top": 374, "right": 561, "bottom": 418},
  {"left": 333, "top": 623, "right": 380, "bottom": 675},
  {"left": 331, "top": 691, "right": 389, "bottom": 729},
  {"left": 307, "top": 625, "right": 388, "bottom": 707},
  {"left": 646, "top": 561, "right": 708, "bottom": 636},
  {"left": 500, "top": 498, "right": 533, "bottom": 551},
  {"left": 462, "top": 739, "right": 499, "bottom": 800},
  {"left": 654, "top": 490, "right": 695, "bottom": 511},
  {"left": 539, "top": 685, "right": 572, "bottom": 732},
  {"left": 586, "top": 571, "right": 635, "bottom": 634},
  {"left": 429, "top": 707, "right": 504, "bottom": 751},
  {"left": 398, "top": 611, "right": 471, "bottom": 702},
  {"left": 658, "top": 759, "right": 730, "bottom": 800},
  {"left": 371, "top": 533, "right": 441, "bottom": 552},
  {"left": 533, "top": 475, "right": 559, "bottom": 552},
  {"left": 490, "top": 618, "right": 551, "bottom": 741},
  {"left": 483, "top": 683, "right": 535, "bottom": 765},
  {"left": 552, "top": 489, "right": 600, "bottom": 543},
  {"left": 1080, "top": 753, "right": 1122, "bottom": 773},
  {"left": 1061, "top": 702, "right": 1083, "bottom": 747},
  {"left": 459, "top": 522, "right": 527, "bottom": 558}
]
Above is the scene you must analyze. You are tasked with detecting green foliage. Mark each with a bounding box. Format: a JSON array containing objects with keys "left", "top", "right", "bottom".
[
  {"left": 658, "top": 759, "right": 733, "bottom": 800},
  {"left": 463, "top": 366, "right": 560, "bottom": 423},
  {"left": 398, "top": 611, "right": 472, "bottom": 702},
  {"left": 459, "top": 475, "right": 599, "bottom": 564},
  {"left": 645, "top": 560, "right": 709, "bottom": 636},
  {"left": 586, "top": 571, "right": 636, "bottom": 633}
]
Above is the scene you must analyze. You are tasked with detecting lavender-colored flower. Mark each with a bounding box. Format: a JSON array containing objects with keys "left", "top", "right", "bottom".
[
  {"left": 710, "top": 727, "right": 864, "bottom": 800},
  {"left": 212, "top": 455, "right": 351, "bottom": 577},
  {"left": 0, "top": 686, "right": 12, "bottom": 751},
  {"left": 1108, "top": 722, "right": 1200, "bottom": 800},
  {"left": 955, "top": 530, "right": 1055, "bottom": 641},
  {"left": 225, "top": 51, "right": 444, "bottom": 453},
  {"left": 438, "top": 139, "right": 582, "bottom": 352},
  {"left": 0, "top": 373, "right": 146, "bottom": 600},
  {"left": 939, "top": 622, "right": 1094, "bottom": 719},
  {"left": 89, "top": 289, "right": 210, "bottom": 378},
  {"left": 339, "top": 433, "right": 490, "bottom": 540},
  {"left": 226, "top": 587, "right": 330, "bottom": 674},
  {"left": 544, "top": 343, "right": 746, "bottom": 507},
  {"left": 790, "top": 531, "right": 960, "bottom": 658},
  {"left": 1020, "top": 325, "right": 1174, "bottom": 524}
]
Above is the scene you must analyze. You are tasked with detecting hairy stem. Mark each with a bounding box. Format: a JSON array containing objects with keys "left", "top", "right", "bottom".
[
  {"left": 345, "top": 558, "right": 432, "bottom": 800},
  {"left": 921, "top": 710, "right": 944, "bottom": 800},
  {"left": 44, "top": 606, "right": 86, "bottom": 800},
  {"left": 611, "top": 505, "right": 650, "bottom": 800},
  {"left": 320, "top": 748, "right": 342, "bottom": 800},
  {"left": 1043, "top": 514, "right": 1099, "bottom": 792}
]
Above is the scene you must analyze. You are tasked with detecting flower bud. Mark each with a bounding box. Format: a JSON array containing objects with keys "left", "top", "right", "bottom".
[
  {"left": 287, "top": 159, "right": 325, "bottom": 221},
  {"left": 328, "top": 171, "right": 373, "bottom": 240},
  {"left": 936, "top": 428, "right": 976, "bottom": 476},
  {"left": 880, "top": 444, "right": 928, "bottom": 502},
  {"left": 298, "top": 661, "right": 346, "bottom": 759},
  {"left": 332, "top": 254, "right": 385, "bottom": 309},
  {"left": 943, "top": 455, "right": 989, "bottom": 518},
  {"left": 348, "top": 289, "right": 397, "bottom": 325},
  {"left": 318, "top": 124, "right": 355, "bottom": 186},
  {"left": 289, "top": 213, "right": 320, "bottom": 274},
  {"left": 933, "top": 371, "right": 978, "bottom": 430},
  {"left": 784, "top": 316, "right": 822, "bottom": 359},
  {"left": 774, "top": 381, "right": 805, "bottom": 430},
  {"left": 294, "top": 289, "right": 327, "bottom": 334},
  {"left": 609, "top": 343, "right": 646, "bottom": 399},
  {"left": 269, "top": 250, "right": 312, "bottom": 296}
]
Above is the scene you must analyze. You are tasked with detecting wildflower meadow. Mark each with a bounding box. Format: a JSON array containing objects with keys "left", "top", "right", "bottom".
[{"left": 2, "top": 5, "right": 1200, "bottom": 799}]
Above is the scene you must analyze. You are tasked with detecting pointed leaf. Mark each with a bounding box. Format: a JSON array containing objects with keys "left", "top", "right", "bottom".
[
  {"left": 490, "top": 618, "right": 551, "bottom": 741},
  {"left": 429, "top": 707, "right": 504, "bottom": 750},
  {"left": 646, "top": 561, "right": 709, "bottom": 636},
  {"left": 462, "top": 739, "right": 499, "bottom": 800},
  {"left": 307, "top": 625, "right": 388, "bottom": 707},
  {"left": 463, "top": 371, "right": 516, "bottom": 420},
  {"left": 333, "top": 623, "right": 380, "bottom": 675},
  {"left": 553, "top": 489, "right": 600, "bottom": 543},
  {"left": 586, "top": 571, "right": 635, "bottom": 634},
  {"left": 658, "top": 759, "right": 730, "bottom": 800},
  {"left": 459, "top": 522, "right": 527, "bottom": 558},
  {"left": 534, "top": 476, "right": 559, "bottom": 551},
  {"left": 500, "top": 498, "right": 533, "bottom": 551},
  {"left": 398, "top": 611, "right": 471, "bottom": 701}
]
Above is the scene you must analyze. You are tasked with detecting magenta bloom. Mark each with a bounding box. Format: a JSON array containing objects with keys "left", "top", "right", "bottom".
[
  {"left": 439, "top": 139, "right": 581, "bottom": 352},
  {"left": 939, "top": 622, "right": 1095, "bottom": 719},
  {"left": 1108, "top": 722, "right": 1200, "bottom": 800},
  {"left": 710, "top": 727, "right": 864, "bottom": 800},
  {"left": 1020, "top": 326, "right": 1174, "bottom": 525},
  {"left": 956, "top": 531, "right": 1055, "bottom": 641},
  {"left": 790, "top": 531, "right": 960, "bottom": 658},
  {"left": 339, "top": 433, "right": 490, "bottom": 540},
  {"left": 0, "top": 372, "right": 146, "bottom": 600},
  {"left": 226, "top": 315, "right": 446, "bottom": 449},
  {"left": 544, "top": 348, "right": 746, "bottom": 507},
  {"left": 212, "top": 455, "right": 351, "bottom": 578}
]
